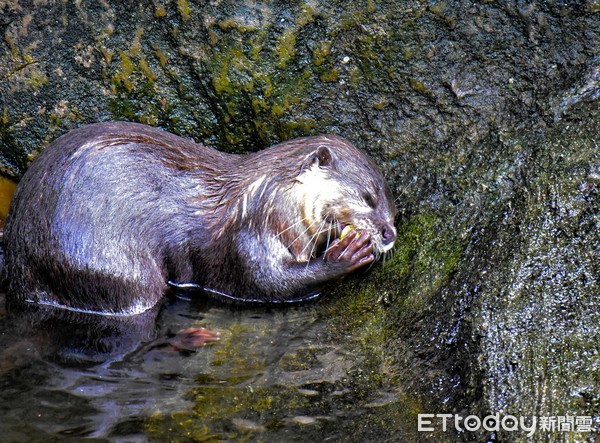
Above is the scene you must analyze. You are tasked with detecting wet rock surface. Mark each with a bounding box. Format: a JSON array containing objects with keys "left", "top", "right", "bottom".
[{"left": 0, "top": 1, "right": 598, "bottom": 441}]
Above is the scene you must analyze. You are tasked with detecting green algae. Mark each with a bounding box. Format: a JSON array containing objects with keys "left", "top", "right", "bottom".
[
  {"left": 274, "top": 30, "right": 297, "bottom": 68},
  {"left": 0, "top": 0, "right": 428, "bottom": 162},
  {"left": 324, "top": 212, "right": 464, "bottom": 357},
  {"left": 409, "top": 77, "right": 430, "bottom": 95},
  {"left": 24, "top": 68, "right": 48, "bottom": 91},
  {"left": 144, "top": 309, "right": 416, "bottom": 442},
  {"left": 144, "top": 318, "right": 312, "bottom": 441},
  {"left": 312, "top": 41, "right": 332, "bottom": 67},
  {"left": 142, "top": 213, "right": 464, "bottom": 441},
  {"left": 154, "top": 4, "right": 167, "bottom": 18},
  {"left": 113, "top": 50, "right": 135, "bottom": 92},
  {"left": 1, "top": 1, "right": 599, "bottom": 440},
  {"left": 318, "top": 69, "right": 339, "bottom": 83},
  {"left": 138, "top": 57, "right": 157, "bottom": 83},
  {"left": 195, "top": 1, "right": 326, "bottom": 150},
  {"left": 145, "top": 385, "right": 308, "bottom": 442},
  {"left": 200, "top": 17, "right": 321, "bottom": 150},
  {"left": 177, "top": 0, "right": 191, "bottom": 21}
]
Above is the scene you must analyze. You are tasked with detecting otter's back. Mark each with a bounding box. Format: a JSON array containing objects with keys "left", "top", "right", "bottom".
[{"left": 4, "top": 122, "right": 219, "bottom": 314}]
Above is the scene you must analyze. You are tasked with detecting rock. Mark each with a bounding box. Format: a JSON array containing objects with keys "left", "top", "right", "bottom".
[{"left": 0, "top": 0, "right": 598, "bottom": 441}]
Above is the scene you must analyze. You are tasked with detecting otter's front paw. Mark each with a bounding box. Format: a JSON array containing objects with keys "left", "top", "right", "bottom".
[{"left": 324, "top": 230, "right": 374, "bottom": 273}]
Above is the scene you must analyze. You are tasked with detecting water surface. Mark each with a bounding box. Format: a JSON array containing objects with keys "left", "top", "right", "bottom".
[{"left": 0, "top": 292, "right": 414, "bottom": 442}]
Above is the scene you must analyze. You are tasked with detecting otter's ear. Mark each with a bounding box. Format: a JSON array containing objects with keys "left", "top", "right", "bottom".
[{"left": 304, "top": 146, "right": 333, "bottom": 170}]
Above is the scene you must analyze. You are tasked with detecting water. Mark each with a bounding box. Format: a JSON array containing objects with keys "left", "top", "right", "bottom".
[{"left": 0, "top": 292, "right": 411, "bottom": 442}]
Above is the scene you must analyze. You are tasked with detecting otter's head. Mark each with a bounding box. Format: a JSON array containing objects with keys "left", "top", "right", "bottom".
[{"left": 295, "top": 136, "right": 397, "bottom": 256}]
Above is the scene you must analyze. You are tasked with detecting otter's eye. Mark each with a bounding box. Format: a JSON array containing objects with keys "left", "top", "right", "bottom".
[{"left": 363, "top": 192, "right": 376, "bottom": 208}]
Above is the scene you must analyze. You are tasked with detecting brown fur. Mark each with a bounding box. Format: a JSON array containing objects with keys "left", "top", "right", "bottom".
[{"left": 3, "top": 122, "right": 396, "bottom": 314}]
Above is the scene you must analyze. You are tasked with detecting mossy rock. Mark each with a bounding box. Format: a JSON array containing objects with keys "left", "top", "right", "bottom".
[{"left": 0, "top": 0, "right": 598, "bottom": 440}]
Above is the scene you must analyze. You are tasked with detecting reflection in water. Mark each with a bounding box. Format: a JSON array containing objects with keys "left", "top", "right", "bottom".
[
  {"left": 3, "top": 297, "right": 161, "bottom": 367},
  {"left": 0, "top": 292, "right": 409, "bottom": 441}
]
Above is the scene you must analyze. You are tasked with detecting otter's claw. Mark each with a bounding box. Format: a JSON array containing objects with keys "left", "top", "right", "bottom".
[{"left": 325, "top": 230, "right": 374, "bottom": 273}]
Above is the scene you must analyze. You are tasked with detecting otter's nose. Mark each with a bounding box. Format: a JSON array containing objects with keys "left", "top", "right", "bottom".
[{"left": 381, "top": 225, "right": 396, "bottom": 245}]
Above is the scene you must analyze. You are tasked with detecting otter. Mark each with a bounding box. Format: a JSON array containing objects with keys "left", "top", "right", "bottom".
[{"left": 3, "top": 122, "right": 396, "bottom": 315}]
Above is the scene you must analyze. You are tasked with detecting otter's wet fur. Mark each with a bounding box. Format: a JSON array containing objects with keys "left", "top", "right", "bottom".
[{"left": 4, "top": 122, "right": 396, "bottom": 315}]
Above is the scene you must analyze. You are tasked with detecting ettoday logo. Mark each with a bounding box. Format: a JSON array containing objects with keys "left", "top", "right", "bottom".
[{"left": 418, "top": 413, "right": 594, "bottom": 437}]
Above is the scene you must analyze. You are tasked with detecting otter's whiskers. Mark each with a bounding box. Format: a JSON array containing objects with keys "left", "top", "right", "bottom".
[
  {"left": 303, "top": 219, "right": 328, "bottom": 268},
  {"left": 275, "top": 217, "right": 309, "bottom": 238},
  {"left": 286, "top": 218, "right": 318, "bottom": 250}
]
